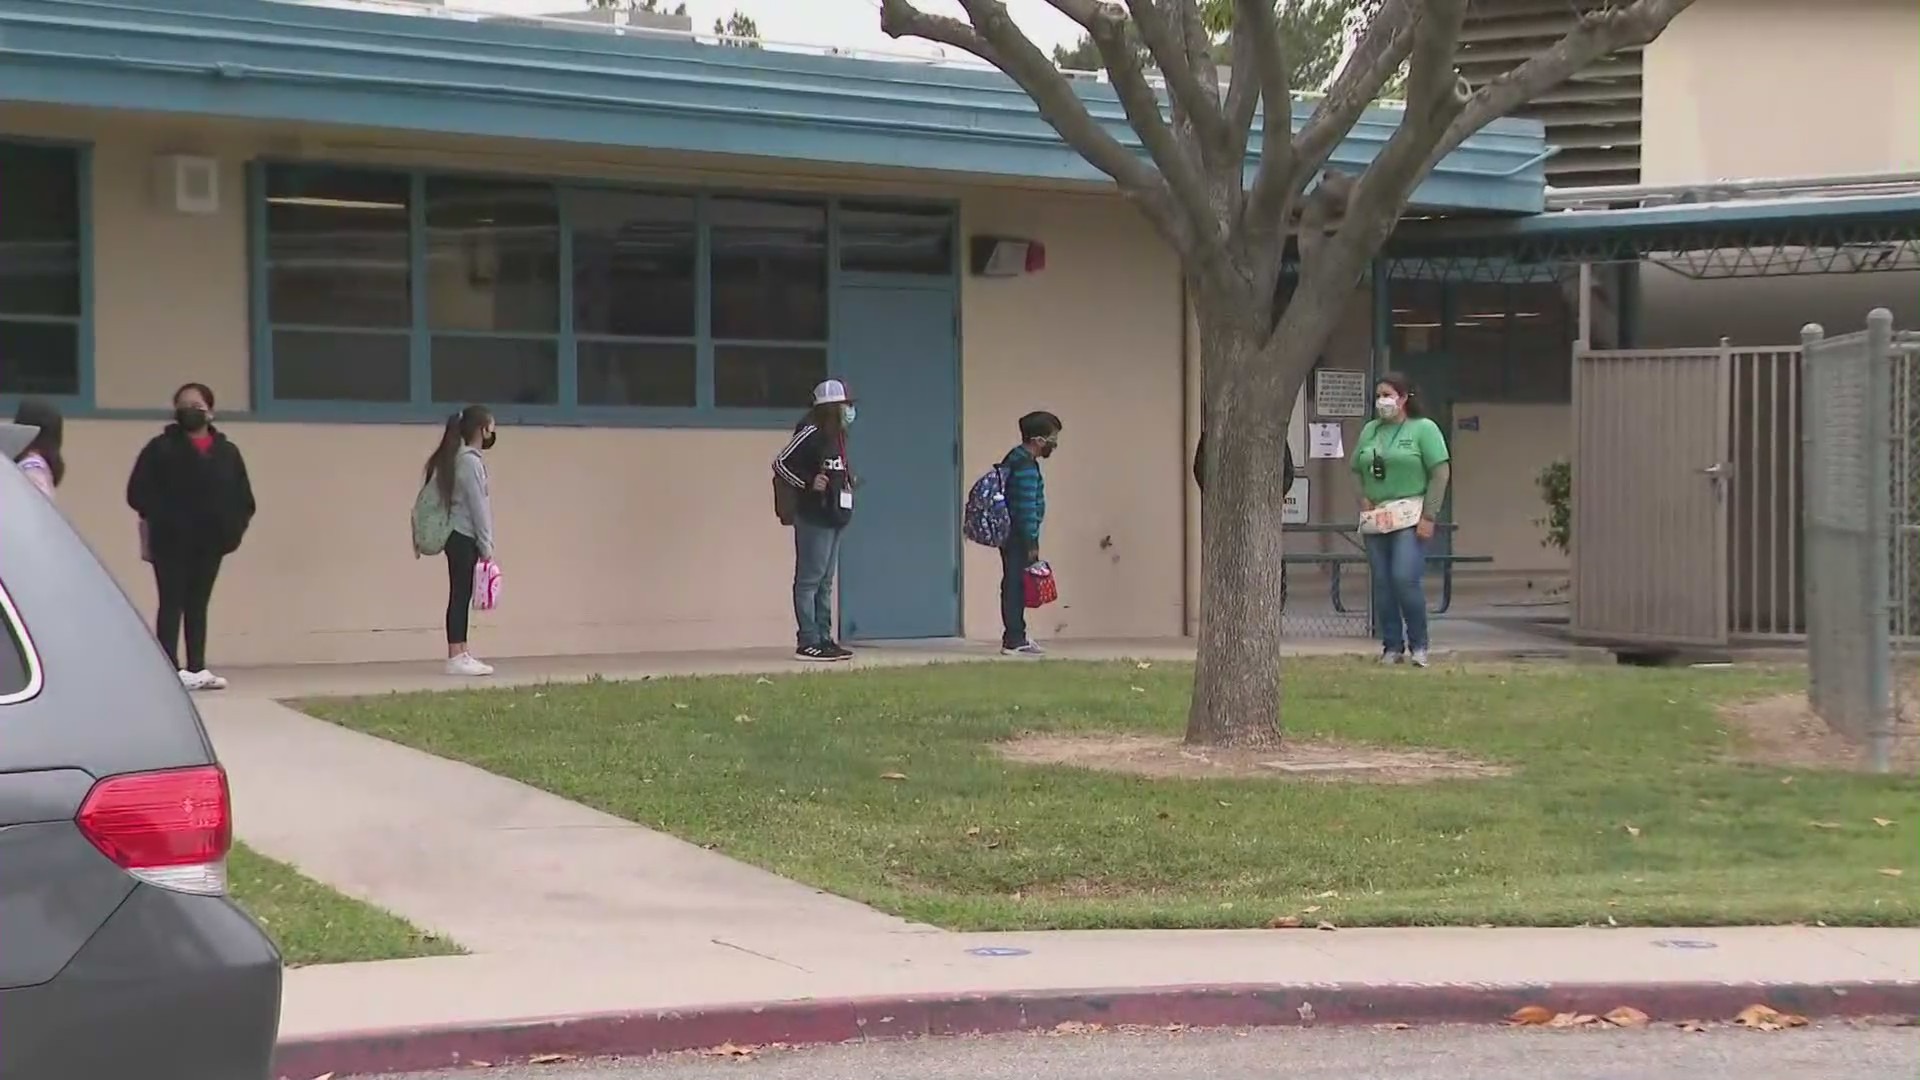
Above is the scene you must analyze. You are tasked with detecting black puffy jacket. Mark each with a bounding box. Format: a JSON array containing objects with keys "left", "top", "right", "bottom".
[
  {"left": 1191, "top": 430, "right": 1296, "bottom": 497},
  {"left": 126, "top": 424, "right": 257, "bottom": 555}
]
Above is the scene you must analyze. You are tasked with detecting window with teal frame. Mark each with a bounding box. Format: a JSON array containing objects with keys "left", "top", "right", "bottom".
[
  {"left": 0, "top": 140, "right": 90, "bottom": 405},
  {"left": 251, "top": 162, "right": 953, "bottom": 426}
]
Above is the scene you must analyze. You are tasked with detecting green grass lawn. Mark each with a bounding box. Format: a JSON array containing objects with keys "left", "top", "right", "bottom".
[
  {"left": 228, "top": 843, "right": 461, "bottom": 966},
  {"left": 302, "top": 660, "right": 1920, "bottom": 930}
]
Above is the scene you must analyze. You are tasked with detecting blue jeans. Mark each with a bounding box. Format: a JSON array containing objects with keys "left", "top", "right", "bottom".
[
  {"left": 793, "top": 521, "right": 844, "bottom": 647},
  {"left": 1365, "top": 528, "right": 1429, "bottom": 654}
]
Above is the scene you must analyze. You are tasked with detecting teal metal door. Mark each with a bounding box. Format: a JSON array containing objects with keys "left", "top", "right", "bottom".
[{"left": 835, "top": 284, "right": 960, "bottom": 640}]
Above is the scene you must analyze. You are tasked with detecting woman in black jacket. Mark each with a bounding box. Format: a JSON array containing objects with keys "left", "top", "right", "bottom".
[
  {"left": 126, "top": 382, "right": 256, "bottom": 691},
  {"left": 1192, "top": 428, "right": 1296, "bottom": 610}
]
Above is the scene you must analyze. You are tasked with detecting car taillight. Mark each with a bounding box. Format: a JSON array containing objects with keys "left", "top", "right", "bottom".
[{"left": 76, "top": 765, "right": 231, "bottom": 896}]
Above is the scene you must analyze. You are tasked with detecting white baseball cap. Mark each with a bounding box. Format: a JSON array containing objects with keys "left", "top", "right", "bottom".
[{"left": 811, "top": 379, "right": 853, "bottom": 405}]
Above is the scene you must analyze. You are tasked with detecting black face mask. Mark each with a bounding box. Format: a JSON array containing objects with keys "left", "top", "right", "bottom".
[
  {"left": 175, "top": 406, "right": 209, "bottom": 432},
  {"left": 481, "top": 432, "right": 497, "bottom": 451}
]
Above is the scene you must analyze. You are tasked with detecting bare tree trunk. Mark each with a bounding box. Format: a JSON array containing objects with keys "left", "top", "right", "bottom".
[{"left": 1186, "top": 306, "right": 1296, "bottom": 750}]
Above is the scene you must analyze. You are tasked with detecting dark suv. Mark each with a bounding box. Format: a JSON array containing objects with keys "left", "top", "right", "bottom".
[{"left": 0, "top": 426, "right": 282, "bottom": 1079}]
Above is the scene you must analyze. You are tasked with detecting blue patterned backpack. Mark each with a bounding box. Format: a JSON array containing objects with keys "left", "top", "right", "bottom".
[{"left": 962, "top": 465, "right": 1012, "bottom": 548}]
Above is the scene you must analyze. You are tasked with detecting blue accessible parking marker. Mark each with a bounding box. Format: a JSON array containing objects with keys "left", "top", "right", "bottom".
[
  {"left": 966, "top": 946, "right": 1031, "bottom": 958},
  {"left": 1651, "top": 939, "right": 1719, "bottom": 950}
]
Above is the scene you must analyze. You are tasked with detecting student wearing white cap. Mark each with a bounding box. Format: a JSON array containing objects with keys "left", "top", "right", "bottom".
[{"left": 772, "top": 379, "right": 858, "bottom": 661}]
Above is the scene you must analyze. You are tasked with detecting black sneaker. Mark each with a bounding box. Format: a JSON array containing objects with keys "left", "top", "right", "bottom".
[
  {"left": 824, "top": 641, "right": 854, "bottom": 660},
  {"left": 795, "top": 644, "right": 837, "bottom": 662}
]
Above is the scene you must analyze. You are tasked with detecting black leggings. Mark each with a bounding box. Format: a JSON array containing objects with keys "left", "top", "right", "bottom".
[
  {"left": 445, "top": 530, "right": 479, "bottom": 646},
  {"left": 153, "top": 546, "right": 223, "bottom": 672}
]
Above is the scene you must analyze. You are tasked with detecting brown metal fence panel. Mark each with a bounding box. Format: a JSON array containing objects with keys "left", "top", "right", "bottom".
[
  {"left": 1572, "top": 348, "right": 1730, "bottom": 647},
  {"left": 1729, "top": 349, "right": 1805, "bottom": 638}
]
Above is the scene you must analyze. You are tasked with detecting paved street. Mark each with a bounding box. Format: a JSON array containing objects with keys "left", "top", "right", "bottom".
[{"left": 392, "top": 1025, "right": 1920, "bottom": 1080}]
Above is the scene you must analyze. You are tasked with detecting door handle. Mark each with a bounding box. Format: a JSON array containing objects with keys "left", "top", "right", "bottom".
[{"left": 1700, "top": 463, "right": 1724, "bottom": 476}]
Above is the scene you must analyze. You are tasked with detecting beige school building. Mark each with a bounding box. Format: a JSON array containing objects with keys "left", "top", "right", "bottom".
[{"left": 1, "top": 0, "right": 1913, "bottom": 666}]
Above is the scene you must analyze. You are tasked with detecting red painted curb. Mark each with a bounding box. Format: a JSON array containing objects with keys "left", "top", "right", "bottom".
[{"left": 271, "top": 979, "right": 1920, "bottom": 1078}]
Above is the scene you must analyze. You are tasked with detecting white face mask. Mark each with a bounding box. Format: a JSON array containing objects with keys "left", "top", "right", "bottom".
[
  {"left": 1375, "top": 396, "right": 1400, "bottom": 419},
  {"left": 841, "top": 404, "right": 857, "bottom": 425}
]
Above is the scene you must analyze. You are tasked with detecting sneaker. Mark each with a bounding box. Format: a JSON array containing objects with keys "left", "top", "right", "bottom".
[
  {"left": 1379, "top": 649, "right": 1405, "bottom": 666},
  {"left": 795, "top": 644, "right": 838, "bottom": 663},
  {"left": 178, "top": 669, "right": 211, "bottom": 690},
  {"left": 193, "top": 670, "right": 228, "bottom": 691},
  {"left": 1001, "top": 641, "right": 1046, "bottom": 658},
  {"left": 824, "top": 641, "right": 854, "bottom": 660},
  {"left": 445, "top": 653, "right": 494, "bottom": 677},
  {"left": 1409, "top": 648, "right": 1431, "bottom": 669}
]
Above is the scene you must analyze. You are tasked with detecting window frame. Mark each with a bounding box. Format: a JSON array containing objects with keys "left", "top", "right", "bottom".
[
  {"left": 248, "top": 161, "right": 958, "bottom": 429},
  {"left": 0, "top": 137, "right": 93, "bottom": 412}
]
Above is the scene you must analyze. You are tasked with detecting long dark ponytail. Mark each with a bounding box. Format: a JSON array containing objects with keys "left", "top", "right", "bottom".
[
  {"left": 1378, "top": 371, "right": 1425, "bottom": 419},
  {"left": 12, "top": 398, "right": 64, "bottom": 487},
  {"left": 424, "top": 405, "right": 492, "bottom": 503}
]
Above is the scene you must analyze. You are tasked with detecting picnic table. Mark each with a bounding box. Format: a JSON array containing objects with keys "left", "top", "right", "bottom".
[{"left": 1280, "top": 522, "right": 1494, "bottom": 616}]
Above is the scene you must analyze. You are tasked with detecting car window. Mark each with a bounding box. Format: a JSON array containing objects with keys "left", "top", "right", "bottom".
[{"left": 0, "top": 591, "right": 36, "bottom": 701}]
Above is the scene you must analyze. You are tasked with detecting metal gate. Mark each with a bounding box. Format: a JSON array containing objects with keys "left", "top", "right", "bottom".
[
  {"left": 1802, "top": 310, "right": 1915, "bottom": 771},
  {"left": 1571, "top": 347, "right": 1731, "bottom": 646}
]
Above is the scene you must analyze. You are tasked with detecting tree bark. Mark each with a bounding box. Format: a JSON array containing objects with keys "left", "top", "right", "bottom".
[{"left": 1186, "top": 302, "right": 1294, "bottom": 750}]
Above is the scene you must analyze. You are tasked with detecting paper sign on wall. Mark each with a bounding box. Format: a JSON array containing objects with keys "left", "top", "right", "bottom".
[
  {"left": 1313, "top": 368, "right": 1370, "bottom": 419},
  {"left": 1308, "top": 422, "right": 1345, "bottom": 460},
  {"left": 1282, "top": 477, "right": 1309, "bottom": 525}
]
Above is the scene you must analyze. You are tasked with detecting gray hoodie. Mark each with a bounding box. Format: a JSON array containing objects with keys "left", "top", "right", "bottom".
[{"left": 450, "top": 445, "right": 494, "bottom": 559}]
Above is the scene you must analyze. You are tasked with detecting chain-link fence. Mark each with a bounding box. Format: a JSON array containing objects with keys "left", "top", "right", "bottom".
[{"left": 1801, "top": 310, "right": 1914, "bottom": 771}]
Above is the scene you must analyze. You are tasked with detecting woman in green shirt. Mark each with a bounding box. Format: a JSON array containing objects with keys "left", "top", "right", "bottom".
[{"left": 1350, "top": 373, "right": 1451, "bottom": 667}]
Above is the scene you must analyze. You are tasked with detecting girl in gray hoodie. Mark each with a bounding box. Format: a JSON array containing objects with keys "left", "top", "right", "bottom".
[{"left": 423, "top": 405, "right": 497, "bottom": 676}]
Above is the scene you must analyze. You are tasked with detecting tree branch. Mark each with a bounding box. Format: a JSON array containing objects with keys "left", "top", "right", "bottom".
[
  {"left": 1306, "top": 0, "right": 1467, "bottom": 299},
  {"left": 1426, "top": 0, "right": 1701, "bottom": 168},
  {"left": 1051, "top": 0, "right": 1224, "bottom": 246},
  {"left": 1290, "top": 0, "right": 1417, "bottom": 185},
  {"left": 1224, "top": 0, "right": 1291, "bottom": 185},
  {"left": 1121, "top": 0, "right": 1230, "bottom": 157},
  {"left": 879, "top": 0, "right": 1189, "bottom": 239}
]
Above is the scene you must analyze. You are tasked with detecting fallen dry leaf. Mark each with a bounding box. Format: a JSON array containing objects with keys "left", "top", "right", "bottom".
[
  {"left": 1604, "top": 1006, "right": 1652, "bottom": 1028},
  {"left": 1507, "top": 1005, "right": 1555, "bottom": 1026},
  {"left": 965, "top": 826, "right": 982, "bottom": 838},
  {"left": 701, "top": 1043, "right": 759, "bottom": 1059},
  {"left": 1302, "top": 905, "right": 1322, "bottom": 915},
  {"left": 1051, "top": 1021, "right": 1104, "bottom": 1036},
  {"left": 470, "top": 1063, "right": 493, "bottom": 1069},
  {"left": 309, "top": 1073, "right": 335, "bottom": 1080},
  {"left": 1879, "top": 868, "right": 1905, "bottom": 878},
  {"left": 755, "top": 677, "right": 773, "bottom": 685},
  {"left": 1315, "top": 921, "right": 1338, "bottom": 931},
  {"left": 733, "top": 714, "right": 754, "bottom": 724},
  {"left": 1624, "top": 824, "right": 1642, "bottom": 838},
  {"left": 1808, "top": 821, "right": 1842, "bottom": 830},
  {"left": 1130, "top": 685, "right": 1147, "bottom": 693},
  {"left": 1266, "top": 915, "right": 1304, "bottom": 929},
  {"left": 880, "top": 772, "right": 908, "bottom": 781},
  {"left": 1548, "top": 1012, "right": 1602, "bottom": 1029},
  {"left": 528, "top": 1053, "right": 578, "bottom": 1064},
  {"left": 1135, "top": 661, "right": 1153, "bottom": 670},
  {"left": 1316, "top": 890, "right": 1341, "bottom": 899},
  {"left": 1780, "top": 776, "right": 1795, "bottom": 785},
  {"left": 1676, "top": 1019, "right": 1710, "bottom": 1033},
  {"left": 672, "top": 702, "right": 689, "bottom": 710},
  {"left": 1733, "top": 1004, "right": 1808, "bottom": 1031},
  {"left": 1874, "top": 818, "right": 1897, "bottom": 828},
  {"left": 1380, "top": 1022, "right": 1412, "bottom": 1031}
]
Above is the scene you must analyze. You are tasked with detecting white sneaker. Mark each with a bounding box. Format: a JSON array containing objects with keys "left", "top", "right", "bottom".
[
  {"left": 1001, "top": 641, "right": 1046, "bottom": 658},
  {"left": 193, "top": 670, "right": 228, "bottom": 691},
  {"left": 445, "top": 653, "right": 494, "bottom": 677},
  {"left": 1379, "top": 649, "right": 1405, "bottom": 666},
  {"left": 1409, "top": 648, "right": 1431, "bottom": 669}
]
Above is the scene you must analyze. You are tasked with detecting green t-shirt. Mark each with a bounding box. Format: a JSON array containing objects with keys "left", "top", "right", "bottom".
[{"left": 1351, "top": 416, "right": 1449, "bottom": 504}]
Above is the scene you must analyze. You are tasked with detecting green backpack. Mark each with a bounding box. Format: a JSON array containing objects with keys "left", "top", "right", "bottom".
[{"left": 411, "top": 481, "right": 454, "bottom": 558}]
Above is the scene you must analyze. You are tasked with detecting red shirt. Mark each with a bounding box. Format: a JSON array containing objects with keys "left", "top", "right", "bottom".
[{"left": 188, "top": 431, "right": 215, "bottom": 456}]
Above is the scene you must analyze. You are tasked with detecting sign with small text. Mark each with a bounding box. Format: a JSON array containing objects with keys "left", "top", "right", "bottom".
[{"left": 1313, "top": 368, "right": 1370, "bottom": 419}]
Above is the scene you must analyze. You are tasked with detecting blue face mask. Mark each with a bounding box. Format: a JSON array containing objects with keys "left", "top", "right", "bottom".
[{"left": 841, "top": 404, "right": 857, "bottom": 425}]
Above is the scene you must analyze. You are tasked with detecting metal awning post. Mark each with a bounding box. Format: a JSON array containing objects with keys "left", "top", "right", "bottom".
[{"left": 1576, "top": 262, "right": 1594, "bottom": 349}]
